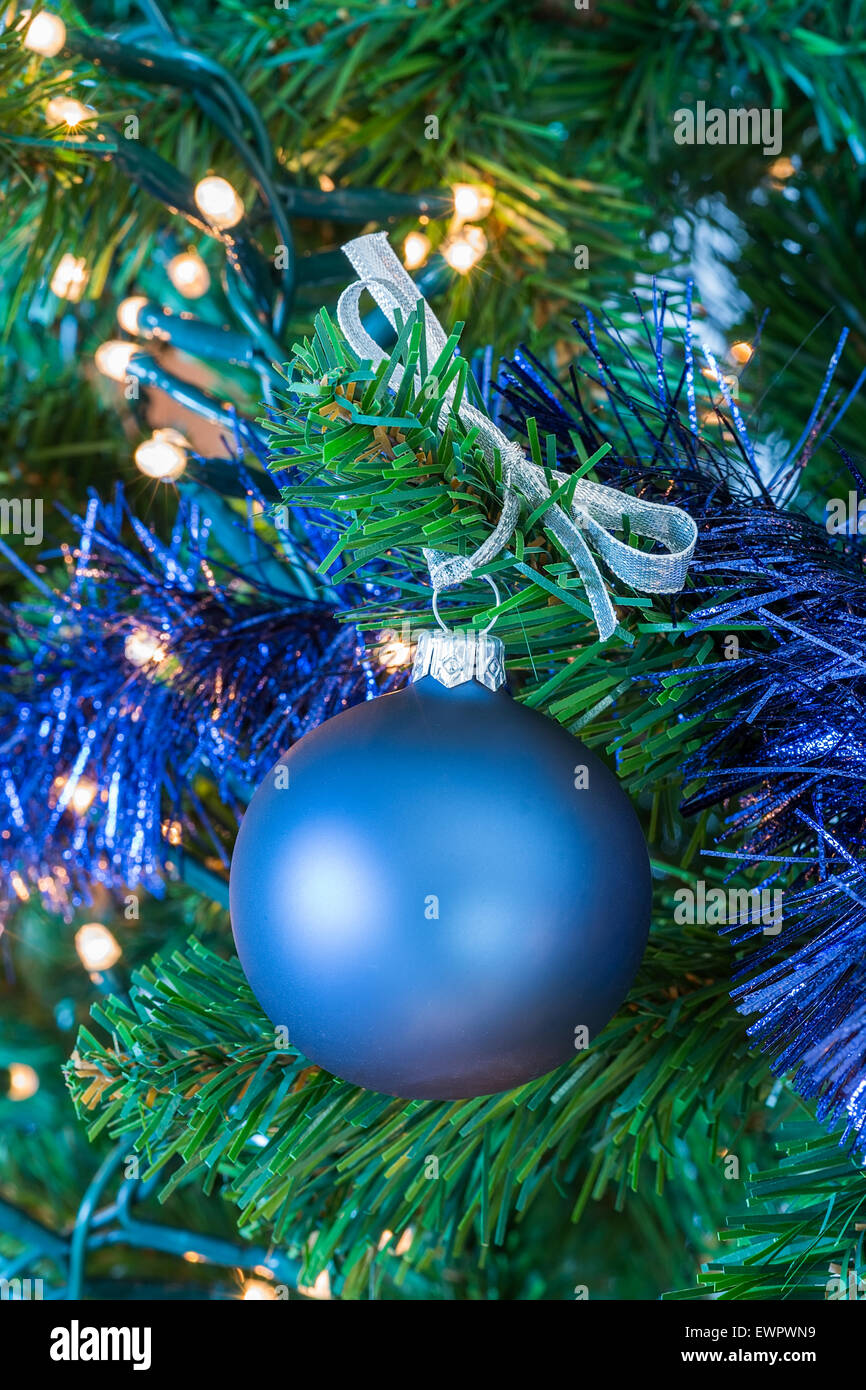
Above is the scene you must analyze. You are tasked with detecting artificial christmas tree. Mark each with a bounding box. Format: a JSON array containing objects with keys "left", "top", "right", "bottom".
[{"left": 2, "top": 0, "right": 866, "bottom": 1313}]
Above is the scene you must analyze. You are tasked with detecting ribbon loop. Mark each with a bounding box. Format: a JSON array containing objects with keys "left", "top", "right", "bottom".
[{"left": 337, "top": 232, "right": 697, "bottom": 641}]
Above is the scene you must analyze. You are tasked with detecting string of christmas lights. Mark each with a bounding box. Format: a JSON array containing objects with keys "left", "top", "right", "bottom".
[{"left": 6, "top": 2, "right": 497, "bottom": 493}]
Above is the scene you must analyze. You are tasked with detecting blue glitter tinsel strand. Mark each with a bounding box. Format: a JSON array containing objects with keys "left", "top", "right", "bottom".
[{"left": 499, "top": 288, "right": 866, "bottom": 1154}]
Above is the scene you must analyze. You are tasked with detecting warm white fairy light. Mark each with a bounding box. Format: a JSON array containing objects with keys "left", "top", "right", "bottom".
[
  {"left": 377, "top": 629, "right": 414, "bottom": 670},
  {"left": 95, "top": 340, "right": 136, "bottom": 383},
  {"left": 403, "top": 231, "right": 431, "bottom": 271},
  {"left": 75, "top": 922, "right": 122, "bottom": 972},
  {"left": 53, "top": 773, "right": 97, "bottom": 814},
  {"left": 50, "top": 252, "right": 88, "bottom": 301},
  {"left": 193, "top": 175, "right": 244, "bottom": 229},
  {"left": 161, "top": 818, "right": 182, "bottom": 847},
  {"left": 700, "top": 365, "right": 738, "bottom": 396},
  {"left": 730, "top": 341, "right": 753, "bottom": 364},
  {"left": 45, "top": 95, "right": 95, "bottom": 130},
  {"left": 296, "top": 1270, "right": 331, "bottom": 1300},
  {"left": 20, "top": 9, "right": 66, "bottom": 56},
  {"left": 9, "top": 871, "right": 30, "bottom": 902},
  {"left": 768, "top": 156, "right": 796, "bottom": 181},
  {"left": 117, "top": 295, "right": 149, "bottom": 335},
  {"left": 452, "top": 182, "right": 493, "bottom": 223},
  {"left": 167, "top": 250, "right": 211, "bottom": 298},
  {"left": 443, "top": 239, "right": 475, "bottom": 273},
  {"left": 378, "top": 1227, "right": 414, "bottom": 1255},
  {"left": 7, "top": 1063, "right": 40, "bottom": 1101},
  {"left": 242, "top": 1279, "right": 277, "bottom": 1301},
  {"left": 124, "top": 627, "right": 166, "bottom": 667},
  {"left": 442, "top": 225, "right": 487, "bottom": 274},
  {"left": 134, "top": 428, "right": 189, "bottom": 482}
]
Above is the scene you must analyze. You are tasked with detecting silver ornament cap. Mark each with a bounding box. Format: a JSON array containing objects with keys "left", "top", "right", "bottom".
[{"left": 411, "top": 629, "right": 506, "bottom": 691}]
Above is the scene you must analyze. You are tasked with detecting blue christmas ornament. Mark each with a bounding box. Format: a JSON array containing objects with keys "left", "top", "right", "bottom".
[{"left": 230, "top": 628, "right": 651, "bottom": 1099}]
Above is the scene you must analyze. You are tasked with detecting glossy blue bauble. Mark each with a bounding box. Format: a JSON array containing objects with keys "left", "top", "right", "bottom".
[{"left": 229, "top": 675, "right": 651, "bottom": 1100}]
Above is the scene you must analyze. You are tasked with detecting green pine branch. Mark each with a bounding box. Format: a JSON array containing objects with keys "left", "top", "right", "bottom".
[
  {"left": 666, "top": 1122, "right": 866, "bottom": 1300},
  {"left": 66, "top": 927, "right": 787, "bottom": 1296}
]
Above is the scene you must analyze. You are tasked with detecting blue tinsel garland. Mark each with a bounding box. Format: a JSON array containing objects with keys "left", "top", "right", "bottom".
[
  {"left": 0, "top": 472, "right": 392, "bottom": 918},
  {"left": 499, "top": 286, "right": 866, "bottom": 1152}
]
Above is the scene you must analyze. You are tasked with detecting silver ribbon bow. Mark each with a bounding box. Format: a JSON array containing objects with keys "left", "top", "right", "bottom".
[{"left": 337, "top": 232, "right": 697, "bottom": 640}]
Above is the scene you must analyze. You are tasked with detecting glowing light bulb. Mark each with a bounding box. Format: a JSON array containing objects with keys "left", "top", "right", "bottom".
[
  {"left": 700, "top": 366, "right": 738, "bottom": 393},
  {"left": 8, "top": 1063, "right": 39, "bottom": 1101},
  {"left": 134, "top": 428, "right": 189, "bottom": 482},
  {"left": 9, "top": 871, "right": 30, "bottom": 902},
  {"left": 50, "top": 252, "right": 88, "bottom": 301},
  {"left": 75, "top": 922, "right": 122, "bottom": 972},
  {"left": 95, "top": 340, "right": 136, "bottom": 383},
  {"left": 73, "top": 781, "right": 96, "bottom": 813},
  {"left": 377, "top": 629, "right": 414, "bottom": 670},
  {"left": 378, "top": 1226, "right": 413, "bottom": 1254},
  {"left": 45, "top": 95, "right": 95, "bottom": 131},
  {"left": 730, "top": 341, "right": 754, "bottom": 364},
  {"left": 117, "top": 296, "right": 148, "bottom": 335},
  {"left": 242, "top": 1279, "right": 277, "bottom": 1301},
  {"left": 53, "top": 773, "right": 97, "bottom": 814},
  {"left": 442, "top": 225, "right": 487, "bottom": 274},
  {"left": 167, "top": 250, "right": 211, "bottom": 298},
  {"left": 395, "top": 1228, "right": 413, "bottom": 1255},
  {"left": 768, "top": 156, "right": 795, "bottom": 180},
  {"left": 124, "top": 627, "right": 166, "bottom": 667},
  {"left": 20, "top": 9, "right": 66, "bottom": 56},
  {"left": 194, "top": 175, "right": 244, "bottom": 229},
  {"left": 403, "top": 231, "right": 431, "bottom": 271},
  {"left": 161, "top": 818, "right": 182, "bottom": 846},
  {"left": 452, "top": 182, "right": 493, "bottom": 223},
  {"left": 296, "top": 1270, "right": 331, "bottom": 1300}
]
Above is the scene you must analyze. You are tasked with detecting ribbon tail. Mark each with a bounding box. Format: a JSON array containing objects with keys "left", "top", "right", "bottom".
[
  {"left": 341, "top": 232, "right": 425, "bottom": 328},
  {"left": 335, "top": 280, "right": 390, "bottom": 372},
  {"left": 571, "top": 479, "right": 698, "bottom": 594},
  {"left": 508, "top": 462, "right": 619, "bottom": 638},
  {"left": 338, "top": 232, "right": 449, "bottom": 391},
  {"left": 542, "top": 504, "right": 619, "bottom": 641},
  {"left": 424, "top": 490, "right": 522, "bottom": 591}
]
